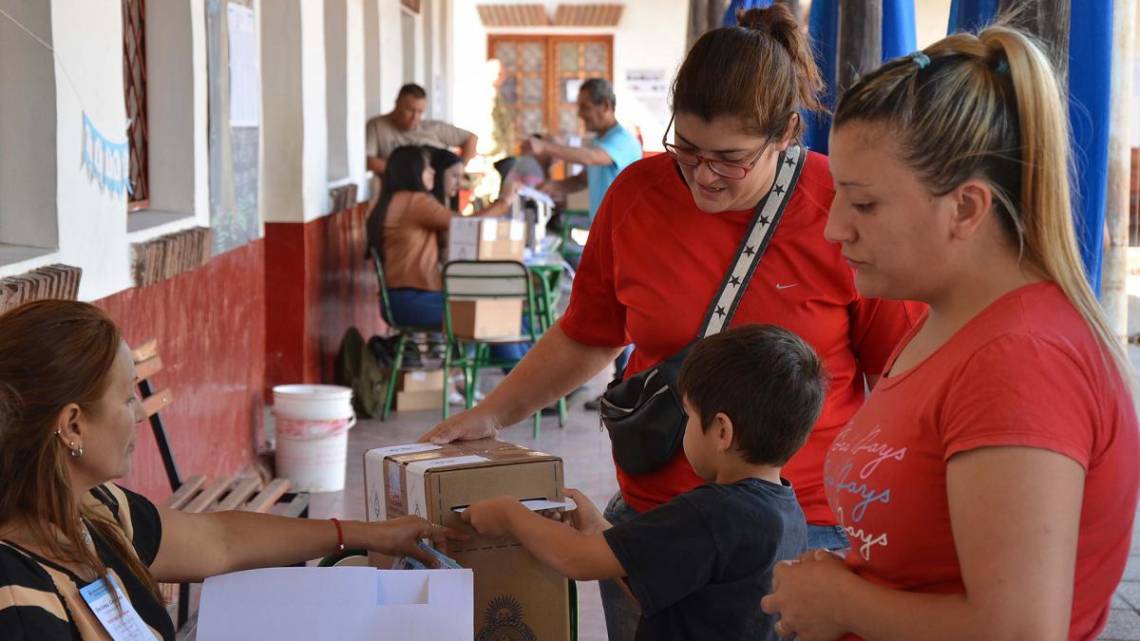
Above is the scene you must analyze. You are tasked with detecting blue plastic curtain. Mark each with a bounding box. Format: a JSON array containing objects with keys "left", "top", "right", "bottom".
[
  {"left": 802, "top": 0, "right": 917, "bottom": 153},
  {"left": 947, "top": 0, "right": 1113, "bottom": 293}
]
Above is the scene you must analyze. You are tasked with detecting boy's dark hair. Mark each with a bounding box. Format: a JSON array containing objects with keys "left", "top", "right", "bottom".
[
  {"left": 397, "top": 83, "right": 427, "bottom": 100},
  {"left": 677, "top": 324, "right": 826, "bottom": 466}
]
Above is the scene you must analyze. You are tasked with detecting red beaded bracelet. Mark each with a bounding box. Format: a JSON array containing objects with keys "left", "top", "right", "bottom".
[{"left": 330, "top": 518, "right": 345, "bottom": 554}]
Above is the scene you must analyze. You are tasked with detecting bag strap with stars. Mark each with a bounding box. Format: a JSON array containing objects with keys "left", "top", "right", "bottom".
[{"left": 699, "top": 145, "right": 807, "bottom": 337}]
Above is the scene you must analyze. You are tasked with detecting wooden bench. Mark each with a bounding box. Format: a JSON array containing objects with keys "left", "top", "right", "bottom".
[{"left": 132, "top": 340, "right": 310, "bottom": 630}]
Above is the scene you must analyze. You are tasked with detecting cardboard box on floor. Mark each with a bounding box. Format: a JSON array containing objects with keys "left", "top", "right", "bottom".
[
  {"left": 448, "top": 217, "right": 525, "bottom": 262},
  {"left": 401, "top": 369, "right": 445, "bottom": 392},
  {"left": 448, "top": 298, "right": 524, "bottom": 340},
  {"left": 396, "top": 370, "right": 446, "bottom": 411},
  {"left": 363, "top": 440, "right": 571, "bottom": 641}
]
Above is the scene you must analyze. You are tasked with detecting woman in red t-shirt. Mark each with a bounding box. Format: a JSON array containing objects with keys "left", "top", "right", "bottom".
[
  {"left": 423, "top": 7, "right": 918, "bottom": 640},
  {"left": 761, "top": 26, "right": 1139, "bottom": 641}
]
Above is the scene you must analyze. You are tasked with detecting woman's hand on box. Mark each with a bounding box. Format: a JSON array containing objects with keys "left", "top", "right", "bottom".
[
  {"left": 419, "top": 409, "right": 501, "bottom": 444},
  {"left": 367, "top": 516, "right": 466, "bottom": 566}
]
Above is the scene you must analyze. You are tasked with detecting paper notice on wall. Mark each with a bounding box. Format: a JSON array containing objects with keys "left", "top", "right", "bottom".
[
  {"left": 626, "top": 68, "right": 670, "bottom": 142},
  {"left": 565, "top": 78, "right": 584, "bottom": 103},
  {"left": 629, "top": 67, "right": 670, "bottom": 148},
  {"left": 228, "top": 3, "right": 260, "bottom": 127}
]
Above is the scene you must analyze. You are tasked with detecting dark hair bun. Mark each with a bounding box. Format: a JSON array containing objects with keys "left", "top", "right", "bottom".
[{"left": 737, "top": 3, "right": 799, "bottom": 38}]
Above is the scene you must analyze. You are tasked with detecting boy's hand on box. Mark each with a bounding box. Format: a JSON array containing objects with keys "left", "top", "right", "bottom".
[
  {"left": 372, "top": 516, "right": 466, "bottom": 567},
  {"left": 461, "top": 497, "right": 521, "bottom": 538},
  {"left": 563, "top": 489, "right": 610, "bottom": 536}
]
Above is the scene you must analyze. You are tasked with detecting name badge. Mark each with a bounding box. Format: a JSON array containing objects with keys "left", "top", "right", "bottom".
[{"left": 79, "top": 575, "right": 154, "bottom": 641}]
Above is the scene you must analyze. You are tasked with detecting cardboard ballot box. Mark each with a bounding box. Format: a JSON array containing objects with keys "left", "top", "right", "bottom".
[
  {"left": 364, "top": 440, "right": 572, "bottom": 641},
  {"left": 396, "top": 369, "right": 446, "bottom": 411},
  {"left": 447, "top": 298, "right": 524, "bottom": 340},
  {"left": 448, "top": 217, "right": 526, "bottom": 262}
]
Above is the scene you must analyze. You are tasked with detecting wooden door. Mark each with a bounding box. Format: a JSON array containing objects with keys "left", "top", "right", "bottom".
[{"left": 489, "top": 35, "right": 613, "bottom": 152}]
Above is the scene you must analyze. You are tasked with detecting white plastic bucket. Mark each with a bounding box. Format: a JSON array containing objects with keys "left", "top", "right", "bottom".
[{"left": 272, "top": 385, "right": 355, "bottom": 492}]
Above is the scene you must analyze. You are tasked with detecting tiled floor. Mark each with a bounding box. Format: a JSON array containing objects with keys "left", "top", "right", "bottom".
[{"left": 304, "top": 349, "right": 1140, "bottom": 641}]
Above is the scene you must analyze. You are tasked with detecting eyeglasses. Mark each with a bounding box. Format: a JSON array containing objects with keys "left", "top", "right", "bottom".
[{"left": 661, "top": 114, "right": 770, "bottom": 180}]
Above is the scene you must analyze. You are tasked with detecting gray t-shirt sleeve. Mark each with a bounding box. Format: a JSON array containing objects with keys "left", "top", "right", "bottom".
[{"left": 423, "top": 120, "right": 474, "bottom": 147}]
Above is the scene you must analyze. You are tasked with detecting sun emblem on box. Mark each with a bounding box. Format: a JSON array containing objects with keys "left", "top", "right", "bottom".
[{"left": 475, "top": 595, "right": 536, "bottom": 641}]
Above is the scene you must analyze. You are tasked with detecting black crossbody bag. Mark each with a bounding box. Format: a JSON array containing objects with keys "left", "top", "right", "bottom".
[{"left": 598, "top": 146, "right": 807, "bottom": 475}]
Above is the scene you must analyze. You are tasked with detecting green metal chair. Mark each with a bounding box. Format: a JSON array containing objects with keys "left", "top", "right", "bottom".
[
  {"left": 558, "top": 209, "right": 591, "bottom": 264},
  {"left": 369, "top": 247, "right": 443, "bottom": 421},
  {"left": 442, "top": 260, "right": 562, "bottom": 438}
]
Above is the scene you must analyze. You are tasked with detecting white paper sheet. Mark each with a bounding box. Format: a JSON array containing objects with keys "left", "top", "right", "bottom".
[
  {"left": 451, "top": 498, "right": 577, "bottom": 513},
  {"left": 197, "top": 567, "right": 473, "bottom": 641}
]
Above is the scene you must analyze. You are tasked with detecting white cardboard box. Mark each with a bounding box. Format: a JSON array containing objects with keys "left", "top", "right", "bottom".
[
  {"left": 197, "top": 567, "right": 473, "bottom": 640},
  {"left": 447, "top": 217, "right": 525, "bottom": 262}
]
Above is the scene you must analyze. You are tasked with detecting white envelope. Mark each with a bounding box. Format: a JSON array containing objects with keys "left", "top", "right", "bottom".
[{"left": 196, "top": 567, "right": 473, "bottom": 640}]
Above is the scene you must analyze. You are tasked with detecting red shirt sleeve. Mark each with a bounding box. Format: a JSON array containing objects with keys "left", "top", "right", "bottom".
[
  {"left": 939, "top": 334, "right": 1097, "bottom": 468},
  {"left": 558, "top": 188, "right": 628, "bottom": 348},
  {"left": 849, "top": 297, "right": 926, "bottom": 376}
]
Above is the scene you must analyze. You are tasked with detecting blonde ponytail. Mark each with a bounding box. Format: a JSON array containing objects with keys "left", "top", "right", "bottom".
[
  {"left": 985, "top": 28, "right": 1129, "bottom": 376},
  {"left": 834, "top": 24, "right": 1130, "bottom": 378}
]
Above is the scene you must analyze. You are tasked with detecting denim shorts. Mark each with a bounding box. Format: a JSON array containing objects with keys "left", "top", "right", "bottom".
[{"left": 806, "top": 523, "right": 850, "bottom": 553}]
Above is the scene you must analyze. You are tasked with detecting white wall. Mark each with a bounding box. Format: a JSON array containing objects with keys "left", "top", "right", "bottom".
[
  {"left": 261, "top": 0, "right": 306, "bottom": 222},
  {"left": 378, "top": 0, "right": 404, "bottom": 109},
  {"left": 449, "top": 0, "right": 688, "bottom": 153},
  {"left": 364, "top": 0, "right": 383, "bottom": 117},
  {"left": 0, "top": 0, "right": 215, "bottom": 299},
  {"left": 326, "top": 0, "right": 350, "bottom": 181},
  {"left": 0, "top": 0, "right": 57, "bottom": 250},
  {"left": 915, "top": 0, "right": 951, "bottom": 48},
  {"left": 0, "top": 0, "right": 426, "bottom": 298},
  {"left": 145, "top": 0, "right": 210, "bottom": 222},
  {"left": 1133, "top": 3, "right": 1140, "bottom": 148},
  {"left": 345, "top": 0, "right": 367, "bottom": 192},
  {"left": 301, "top": 0, "right": 329, "bottom": 218}
]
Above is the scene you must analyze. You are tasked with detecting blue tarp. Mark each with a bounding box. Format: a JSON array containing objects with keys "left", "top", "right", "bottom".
[
  {"left": 947, "top": 1, "right": 1113, "bottom": 292},
  {"left": 802, "top": 0, "right": 917, "bottom": 153}
]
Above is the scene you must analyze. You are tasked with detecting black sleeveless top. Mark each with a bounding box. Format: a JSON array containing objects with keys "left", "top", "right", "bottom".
[{"left": 0, "top": 484, "right": 173, "bottom": 640}]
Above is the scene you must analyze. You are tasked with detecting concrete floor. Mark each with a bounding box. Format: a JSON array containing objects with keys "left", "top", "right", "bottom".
[{"left": 299, "top": 340, "right": 1140, "bottom": 641}]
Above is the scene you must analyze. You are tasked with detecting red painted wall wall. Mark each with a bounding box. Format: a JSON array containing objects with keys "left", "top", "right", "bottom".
[
  {"left": 96, "top": 240, "right": 268, "bottom": 501},
  {"left": 265, "top": 203, "right": 385, "bottom": 394},
  {"left": 93, "top": 204, "right": 381, "bottom": 501}
]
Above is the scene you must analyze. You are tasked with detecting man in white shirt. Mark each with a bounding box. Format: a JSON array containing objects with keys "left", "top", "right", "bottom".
[{"left": 366, "top": 84, "right": 477, "bottom": 175}]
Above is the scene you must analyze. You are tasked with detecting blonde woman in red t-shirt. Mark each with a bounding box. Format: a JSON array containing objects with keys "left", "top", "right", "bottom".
[
  {"left": 760, "top": 25, "right": 1139, "bottom": 641},
  {"left": 423, "top": 6, "right": 921, "bottom": 641}
]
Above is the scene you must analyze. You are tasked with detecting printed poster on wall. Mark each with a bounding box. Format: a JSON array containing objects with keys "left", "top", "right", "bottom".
[
  {"left": 206, "top": 0, "right": 260, "bottom": 255},
  {"left": 626, "top": 68, "right": 670, "bottom": 126},
  {"left": 227, "top": 4, "right": 259, "bottom": 127}
]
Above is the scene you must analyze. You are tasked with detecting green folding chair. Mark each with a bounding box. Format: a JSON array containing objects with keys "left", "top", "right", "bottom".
[
  {"left": 369, "top": 247, "right": 443, "bottom": 421},
  {"left": 442, "top": 260, "right": 564, "bottom": 438},
  {"left": 558, "top": 209, "right": 591, "bottom": 264}
]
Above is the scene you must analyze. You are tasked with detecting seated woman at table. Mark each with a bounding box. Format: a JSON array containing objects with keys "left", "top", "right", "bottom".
[
  {"left": 366, "top": 145, "right": 526, "bottom": 361},
  {"left": 0, "top": 300, "right": 461, "bottom": 641},
  {"left": 429, "top": 147, "right": 464, "bottom": 212}
]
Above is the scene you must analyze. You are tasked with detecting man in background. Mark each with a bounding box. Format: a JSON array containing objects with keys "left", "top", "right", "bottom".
[
  {"left": 524, "top": 78, "right": 641, "bottom": 409},
  {"left": 522, "top": 78, "right": 641, "bottom": 224},
  {"left": 366, "top": 83, "right": 477, "bottom": 175}
]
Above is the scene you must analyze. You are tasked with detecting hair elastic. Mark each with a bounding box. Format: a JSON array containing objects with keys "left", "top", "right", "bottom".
[{"left": 909, "top": 51, "right": 931, "bottom": 69}]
